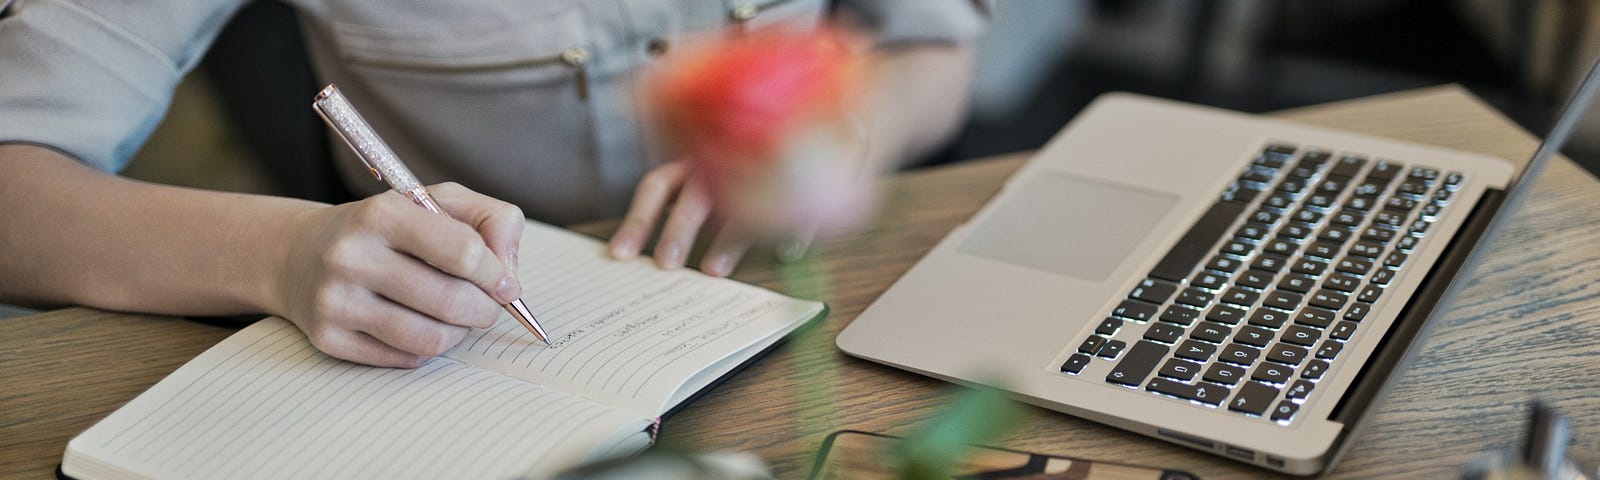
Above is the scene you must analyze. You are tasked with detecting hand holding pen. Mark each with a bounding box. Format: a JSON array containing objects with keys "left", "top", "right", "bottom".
[{"left": 254, "top": 85, "right": 547, "bottom": 369}]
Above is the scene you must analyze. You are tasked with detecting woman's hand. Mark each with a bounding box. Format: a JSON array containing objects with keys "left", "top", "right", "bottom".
[
  {"left": 273, "top": 182, "right": 526, "bottom": 368},
  {"left": 607, "top": 161, "right": 754, "bottom": 278}
]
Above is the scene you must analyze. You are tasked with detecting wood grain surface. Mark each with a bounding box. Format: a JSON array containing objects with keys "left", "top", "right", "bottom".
[{"left": 4, "top": 86, "right": 1597, "bottom": 479}]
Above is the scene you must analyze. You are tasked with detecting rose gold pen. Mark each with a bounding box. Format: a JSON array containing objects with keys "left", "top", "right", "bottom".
[{"left": 312, "top": 84, "right": 551, "bottom": 346}]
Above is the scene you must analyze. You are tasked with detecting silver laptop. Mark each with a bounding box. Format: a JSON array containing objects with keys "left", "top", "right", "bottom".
[{"left": 838, "top": 60, "right": 1600, "bottom": 475}]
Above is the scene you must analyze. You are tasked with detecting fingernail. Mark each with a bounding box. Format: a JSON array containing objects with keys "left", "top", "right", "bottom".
[
  {"left": 610, "top": 239, "right": 637, "bottom": 259},
  {"left": 657, "top": 243, "right": 682, "bottom": 269},
  {"left": 704, "top": 254, "right": 731, "bottom": 277},
  {"left": 494, "top": 275, "right": 518, "bottom": 302},
  {"left": 509, "top": 247, "right": 519, "bottom": 273}
]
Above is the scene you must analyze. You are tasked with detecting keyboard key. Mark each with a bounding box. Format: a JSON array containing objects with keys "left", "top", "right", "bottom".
[
  {"left": 1251, "top": 253, "right": 1290, "bottom": 273},
  {"left": 1262, "top": 290, "right": 1304, "bottom": 311},
  {"left": 1220, "top": 239, "right": 1254, "bottom": 257},
  {"left": 1099, "top": 340, "right": 1128, "bottom": 359},
  {"left": 1159, "top": 358, "right": 1204, "bottom": 381},
  {"left": 1061, "top": 354, "right": 1092, "bottom": 374},
  {"left": 1276, "top": 179, "right": 1307, "bottom": 195},
  {"left": 1175, "top": 288, "right": 1214, "bottom": 308},
  {"left": 1349, "top": 195, "right": 1378, "bottom": 213},
  {"left": 1231, "top": 381, "right": 1281, "bottom": 415},
  {"left": 1294, "top": 307, "right": 1336, "bottom": 328},
  {"left": 1263, "top": 237, "right": 1297, "bottom": 256},
  {"left": 1350, "top": 241, "right": 1384, "bottom": 260},
  {"left": 1384, "top": 252, "right": 1408, "bottom": 269},
  {"left": 1350, "top": 181, "right": 1384, "bottom": 199},
  {"left": 1315, "top": 341, "right": 1342, "bottom": 360},
  {"left": 1285, "top": 379, "right": 1315, "bottom": 400},
  {"left": 1280, "top": 223, "right": 1313, "bottom": 240},
  {"left": 1319, "top": 225, "right": 1353, "bottom": 243},
  {"left": 1367, "top": 160, "right": 1404, "bottom": 181},
  {"left": 1106, "top": 341, "right": 1169, "bottom": 387},
  {"left": 1129, "top": 278, "right": 1179, "bottom": 304},
  {"left": 1233, "top": 326, "right": 1274, "bottom": 348},
  {"left": 1192, "top": 272, "right": 1229, "bottom": 290},
  {"left": 1409, "top": 219, "right": 1431, "bottom": 236},
  {"left": 1206, "top": 304, "right": 1246, "bottom": 325},
  {"left": 1408, "top": 167, "right": 1440, "bottom": 185},
  {"left": 1357, "top": 285, "right": 1384, "bottom": 303},
  {"left": 1363, "top": 227, "right": 1401, "bottom": 243},
  {"left": 1261, "top": 193, "right": 1295, "bottom": 212},
  {"left": 1236, "top": 223, "right": 1269, "bottom": 240},
  {"left": 1175, "top": 340, "right": 1218, "bottom": 362},
  {"left": 1291, "top": 258, "right": 1330, "bottom": 276},
  {"left": 1254, "top": 361, "right": 1292, "bottom": 384},
  {"left": 1419, "top": 203, "right": 1442, "bottom": 219},
  {"left": 1240, "top": 166, "right": 1277, "bottom": 185},
  {"left": 1112, "top": 300, "right": 1158, "bottom": 322},
  {"left": 1309, "top": 289, "right": 1349, "bottom": 310},
  {"left": 1144, "top": 323, "right": 1185, "bottom": 344},
  {"left": 1248, "top": 309, "right": 1289, "bottom": 329},
  {"left": 1218, "top": 343, "right": 1261, "bottom": 366},
  {"left": 1374, "top": 211, "right": 1407, "bottom": 227},
  {"left": 1344, "top": 303, "right": 1371, "bottom": 322},
  {"left": 1079, "top": 336, "right": 1108, "bottom": 355},
  {"left": 1282, "top": 325, "right": 1322, "bottom": 347},
  {"left": 1329, "top": 321, "right": 1358, "bottom": 341},
  {"left": 1206, "top": 363, "right": 1247, "bottom": 385},
  {"left": 1301, "top": 360, "right": 1330, "bottom": 379},
  {"left": 1306, "top": 241, "right": 1341, "bottom": 260},
  {"left": 1316, "top": 178, "right": 1349, "bottom": 195},
  {"left": 1330, "top": 155, "right": 1366, "bottom": 178},
  {"left": 1335, "top": 257, "right": 1374, "bottom": 276},
  {"left": 1223, "top": 185, "right": 1265, "bottom": 204},
  {"left": 1330, "top": 209, "right": 1364, "bottom": 227},
  {"left": 1384, "top": 197, "right": 1418, "bottom": 212},
  {"left": 1290, "top": 208, "right": 1323, "bottom": 224},
  {"left": 1190, "top": 322, "right": 1232, "bottom": 343},
  {"left": 1443, "top": 171, "right": 1464, "bottom": 189},
  {"left": 1207, "top": 255, "right": 1243, "bottom": 274},
  {"left": 1149, "top": 201, "right": 1247, "bottom": 282},
  {"left": 1235, "top": 270, "right": 1273, "bottom": 290},
  {"left": 1160, "top": 305, "right": 1201, "bottom": 326},
  {"left": 1396, "top": 181, "right": 1428, "bottom": 197},
  {"left": 1220, "top": 287, "right": 1260, "bottom": 307},
  {"left": 1267, "top": 344, "right": 1309, "bottom": 366},
  {"left": 1306, "top": 192, "right": 1338, "bottom": 209},
  {"left": 1434, "top": 188, "right": 1453, "bottom": 204},
  {"left": 1248, "top": 209, "right": 1281, "bottom": 226},
  {"left": 1147, "top": 377, "right": 1228, "bottom": 406},
  {"left": 1396, "top": 235, "right": 1419, "bottom": 252},
  {"left": 1277, "top": 273, "right": 1316, "bottom": 294},
  {"left": 1271, "top": 401, "right": 1299, "bottom": 422},
  {"left": 1323, "top": 273, "right": 1360, "bottom": 292},
  {"left": 1095, "top": 317, "right": 1123, "bottom": 336},
  {"left": 1370, "top": 268, "right": 1395, "bottom": 286}
]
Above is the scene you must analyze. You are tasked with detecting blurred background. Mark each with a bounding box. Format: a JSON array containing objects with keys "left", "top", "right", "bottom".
[{"left": 125, "top": 0, "right": 1600, "bottom": 199}]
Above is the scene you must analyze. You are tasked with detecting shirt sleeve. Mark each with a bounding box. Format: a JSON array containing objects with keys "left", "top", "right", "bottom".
[
  {"left": 0, "top": 0, "right": 247, "bottom": 171},
  {"left": 834, "top": 0, "right": 989, "bottom": 47}
]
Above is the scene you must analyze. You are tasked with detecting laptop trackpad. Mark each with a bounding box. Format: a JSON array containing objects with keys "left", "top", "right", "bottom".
[{"left": 958, "top": 173, "right": 1177, "bottom": 281}]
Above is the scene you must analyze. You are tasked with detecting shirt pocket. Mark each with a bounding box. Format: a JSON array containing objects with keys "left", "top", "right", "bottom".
[
  {"left": 331, "top": 6, "right": 594, "bottom": 99},
  {"left": 725, "top": 0, "right": 829, "bottom": 32}
]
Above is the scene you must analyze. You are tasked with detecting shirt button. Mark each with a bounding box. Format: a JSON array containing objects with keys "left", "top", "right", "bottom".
[{"left": 646, "top": 38, "right": 669, "bottom": 57}]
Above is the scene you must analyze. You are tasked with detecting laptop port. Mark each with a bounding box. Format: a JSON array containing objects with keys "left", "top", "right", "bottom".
[
  {"left": 1225, "top": 445, "right": 1255, "bottom": 460},
  {"left": 1157, "top": 428, "right": 1214, "bottom": 449}
]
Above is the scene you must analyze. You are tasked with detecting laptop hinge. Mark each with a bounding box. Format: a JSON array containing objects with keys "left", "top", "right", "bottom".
[{"left": 1325, "top": 187, "right": 1507, "bottom": 429}]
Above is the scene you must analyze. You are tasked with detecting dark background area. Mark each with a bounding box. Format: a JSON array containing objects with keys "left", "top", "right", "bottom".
[{"left": 131, "top": 0, "right": 1600, "bottom": 203}]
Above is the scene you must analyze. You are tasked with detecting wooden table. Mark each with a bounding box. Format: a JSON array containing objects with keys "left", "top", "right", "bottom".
[{"left": 5, "top": 86, "right": 1598, "bottom": 479}]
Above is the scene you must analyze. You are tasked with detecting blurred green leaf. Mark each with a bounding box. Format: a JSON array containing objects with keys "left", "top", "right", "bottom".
[{"left": 896, "top": 384, "right": 1024, "bottom": 480}]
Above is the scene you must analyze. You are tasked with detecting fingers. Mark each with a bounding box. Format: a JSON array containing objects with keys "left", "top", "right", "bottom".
[
  {"left": 653, "top": 178, "right": 713, "bottom": 269},
  {"left": 304, "top": 324, "right": 426, "bottom": 369},
  {"left": 376, "top": 192, "right": 521, "bottom": 305},
  {"left": 349, "top": 293, "right": 472, "bottom": 358},
  {"left": 429, "top": 182, "right": 526, "bottom": 275},
  {"left": 610, "top": 162, "right": 690, "bottom": 260},
  {"left": 701, "top": 222, "right": 753, "bottom": 277},
  {"left": 363, "top": 249, "right": 502, "bottom": 330}
]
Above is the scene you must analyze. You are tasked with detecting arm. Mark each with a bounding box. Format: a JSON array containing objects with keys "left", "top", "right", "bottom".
[{"left": 0, "top": 144, "right": 525, "bottom": 367}]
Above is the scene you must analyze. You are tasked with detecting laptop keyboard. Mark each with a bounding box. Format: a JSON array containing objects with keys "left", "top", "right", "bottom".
[{"left": 1059, "top": 143, "right": 1462, "bottom": 424}]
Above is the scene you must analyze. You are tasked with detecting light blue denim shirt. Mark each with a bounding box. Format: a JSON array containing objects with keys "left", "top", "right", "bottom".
[{"left": 0, "top": 0, "right": 984, "bottom": 224}]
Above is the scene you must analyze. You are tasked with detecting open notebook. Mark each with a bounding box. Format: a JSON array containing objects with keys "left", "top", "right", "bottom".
[{"left": 62, "top": 221, "right": 826, "bottom": 480}]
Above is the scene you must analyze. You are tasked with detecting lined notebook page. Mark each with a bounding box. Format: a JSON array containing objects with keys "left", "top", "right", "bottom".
[
  {"left": 444, "top": 222, "right": 824, "bottom": 416},
  {"left": 66, "top": 318, "right": 650, "bottom": 480}
]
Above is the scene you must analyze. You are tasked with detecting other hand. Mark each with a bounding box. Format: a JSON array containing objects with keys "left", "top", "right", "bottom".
[{"left": 608, "top": 161, "right": 754, "bottom": 277}]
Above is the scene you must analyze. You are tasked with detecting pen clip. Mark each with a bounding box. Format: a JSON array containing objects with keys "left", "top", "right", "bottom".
[{"left": 312, "top": 86, "right": 384, "bottom": 182}]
